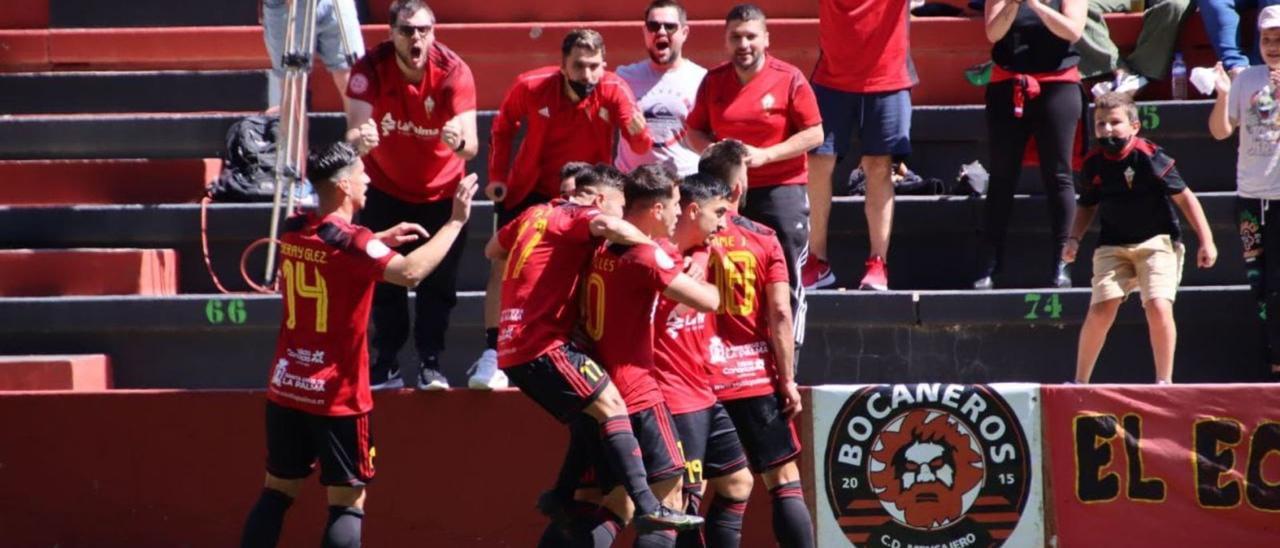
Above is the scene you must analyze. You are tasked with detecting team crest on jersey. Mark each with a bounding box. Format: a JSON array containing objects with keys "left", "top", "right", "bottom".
[
  {"left": 761, "top": 93, "right": 776, "bottom": 111},
  {"left": 349, "top": 73, "right": 369, "bottom": 95},
  {"left": 599, "top": 108, "right": 611, "bottom": 122},
  {"left": 424, "top": 96, "right": 436, "bottom": 115},
  {"left": 824, "top": 384, "right": 1031, "bottom": 547},
  {"left": 1123, "top": 167, "right": 1135, "bottom": 189}
]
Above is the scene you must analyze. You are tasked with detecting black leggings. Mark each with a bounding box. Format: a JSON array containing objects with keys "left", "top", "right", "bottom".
[
  {"left": 981, "top": 80, "right": 1082, "bottom": 274},
  {"left": 1236, "top": 198, "right": 1280, "bottom": 365}
]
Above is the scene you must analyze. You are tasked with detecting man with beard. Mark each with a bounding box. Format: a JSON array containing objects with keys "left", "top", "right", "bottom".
[
  {"left": 686, "top": 4, "right": 823, "bottom": 358},
  {"left": 615, "top": 0, "right": 707, "bottom": 177},
  {"left": 698, "top": 139, "right": 815, "bottom": 548},
  {"left": 467, "top": 28, "right": 654, "bottom": 391},
  {"left": 343, "top": 0, "right": 478, "bottom": 390}
]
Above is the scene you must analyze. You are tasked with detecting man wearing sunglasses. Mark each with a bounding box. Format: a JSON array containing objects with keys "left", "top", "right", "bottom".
[
  {"left": 467, "top": 29, "right": 653, "bottom": 391},
  {"left": 614, "top": 0, "right": 707, "bottom": 178},
  {"left": 343, "top": 0, "right": 480, "bottom": 391}
]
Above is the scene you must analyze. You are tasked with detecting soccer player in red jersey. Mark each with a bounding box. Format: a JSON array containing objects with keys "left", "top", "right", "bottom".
[
  {"left": 239, "top": 142, "right": 478, "bottom": 548},
  {"left": 344, "top": 0, "right": 479, "bottom": 390},
  {"left": 470, "top": 28, "right": 655, "bottom": 390},
  {"left": 685, "top": 4, "right": 823, "bottom": 359},
  {"left": 578, "top": 165, "right": 721, "bottom": 547},
  {"left": 653, "top": 172, "right": 758, "bottom": 548},
  {"left": 485, "top": 165, "right": 704, "bottom": 534},
  {"left": 698, "top": 139, "right": 815, "bottom": 548}
]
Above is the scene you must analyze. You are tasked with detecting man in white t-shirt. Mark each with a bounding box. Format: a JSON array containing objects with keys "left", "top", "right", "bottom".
[
  {"left": 1209, "top": 4, "right": 1280, "bottom": 377},
  {"left": 615, "top": 0, "right": 707, "bottom": 177}
]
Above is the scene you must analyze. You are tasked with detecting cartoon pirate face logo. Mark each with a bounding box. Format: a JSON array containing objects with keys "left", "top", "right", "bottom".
[
  {"left": 824, "top": 384, "right": 1031, "bottom": 547},
  {"left": 867, "top": 410, "right": 985, "bottom": 530}
]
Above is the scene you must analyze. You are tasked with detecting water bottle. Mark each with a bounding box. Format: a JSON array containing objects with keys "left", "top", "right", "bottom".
[{"left": 1171, "top": 53, "right": 1188, "bottom": 100}]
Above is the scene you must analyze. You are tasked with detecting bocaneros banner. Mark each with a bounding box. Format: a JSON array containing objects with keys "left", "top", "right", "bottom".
[
  {"left": 812, "top": 384, "right": 1045, "bottom": 548},
  {"left": 1042, "top": 385, "right": 1280, "bottom": 545}
]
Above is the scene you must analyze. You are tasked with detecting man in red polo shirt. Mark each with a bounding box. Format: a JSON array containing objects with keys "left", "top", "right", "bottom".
[
  {"left": 344, "top": 0, "right": 478, "bottom": 391},
  {"left": 686, "top": 4, "right": 823, "bottom": 354},
  {"left": 805, "top": 0, "right": 916, "bottom": 292},
  {"left": 467, "top": 28, "right": 653, "bottom": 391}
]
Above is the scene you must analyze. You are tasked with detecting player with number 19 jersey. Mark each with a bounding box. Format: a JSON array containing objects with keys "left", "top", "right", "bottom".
[
  {"left": 708, "top": 212, "right": 790, "bottom": 401},
  {"left": 494, "top": 200, "right": 603, "bottom": 368},
  {"left": 266, "top": 214, "right": 399, "bottom": 417}
]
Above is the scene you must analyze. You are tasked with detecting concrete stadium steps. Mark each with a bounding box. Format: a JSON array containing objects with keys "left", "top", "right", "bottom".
[
  {"left": 0, "top": 288, "right": 1264, "bottom": 390},
  {"left": 0, "top": 101, "right": 1237, "bottom": 195},
  {"left": 0, "top": 194, "right": 1245, "bottom": 293},
  {"left": 0, "top": 248, "right": 179, "bottom": 296},
  {"left": 0, "top": 14, "right": 1216, "bottom": 109},
  {"left": 0, "top": 71, "right": 268, "bottom": 114},
  {"left": 0, "top": 354, "right": 111, "bottom": 390},
  {"left": 0, "top": 159, "right": 216, "bottom": 205}
]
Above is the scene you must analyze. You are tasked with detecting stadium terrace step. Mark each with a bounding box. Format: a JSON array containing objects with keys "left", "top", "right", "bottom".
[
  {"left": 0, "top": 101, "right": 1238, "bottom": 196},
  {"left": 0, "top": 287, "right": 1265, "bottom": 390},
  {"left": 0, "top": 71, "right": 268, "bottom": 114},
  {"left": 0, "top": 14, "right": 1214, "bottom": 109},
  {"left": 0, "top": 194, "right": 1246, "bottom": 293},
  {"left": 0, "top": 159, "right": 217, "bottom": 205},
  {"left": 0, "top": 248, "right": 178, "bottom": 296},
  {"left": 0, "top": 354, "right": 111, "bottom": 390}
]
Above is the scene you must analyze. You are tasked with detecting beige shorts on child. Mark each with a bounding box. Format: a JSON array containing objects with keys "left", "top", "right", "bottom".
[{"left": 1091, "top": 234, "right": 1185, "bottom": 305}]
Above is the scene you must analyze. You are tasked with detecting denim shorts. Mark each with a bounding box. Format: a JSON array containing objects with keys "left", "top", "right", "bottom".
[{"left": 812, "top": 83, "right": 912, "bottom": 158}]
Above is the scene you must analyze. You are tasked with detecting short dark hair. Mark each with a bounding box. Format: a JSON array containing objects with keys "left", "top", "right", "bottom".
[
  {"left": 560, "top": 161, "right": 594, "bottom": 182},
  {"left": 389, "top": 0, "right": 434, "bottom": 27},
  {"left": 698, "top": 139, "right": 748, "bottom": 184},
  {"left": 624, "top": 164, "right": 678, "bottom": 213},
  {"left": 645, "top": 0, "right": 688, "bottom": 24},
  {"left": 679, "top": 172, "right": 732, "bottom": 206},
  {"left": 561, "top": 29, "right": 606, "bottom": 59},
  {"left": 726, "top": 3, "right": 766, "bottom": 25},
  {"left": 589, "top": 164, "right": 627, "bottom": 191},
  {"left": 1094, "top": 91, "right": 1139, "bottom": 125},
  {"left": 307, "top": 141, "right": 359, "bottom": 184}
]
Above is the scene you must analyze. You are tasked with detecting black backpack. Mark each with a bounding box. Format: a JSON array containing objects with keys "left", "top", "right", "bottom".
[{"left": 208, "top": 115, "right": 281, "bottom": 202}]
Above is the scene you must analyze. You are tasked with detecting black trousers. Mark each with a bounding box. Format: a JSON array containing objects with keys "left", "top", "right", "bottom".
[
  {"left": 358, "top": 185, "right": 468, "bottom": 372},
  {"left": 980, "top": 80, "right": 1082, "bottom": 277},
  {"left": 1236, "top": 198, "right": 1280, "bottom": 365},
  {"left": 743, "top": 184, "right": 809, "bottom": 347}
]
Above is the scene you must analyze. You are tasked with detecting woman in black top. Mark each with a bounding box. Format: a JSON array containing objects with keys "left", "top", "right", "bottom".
[{"left": 977, "top": 0, "right": 1087, "bottom": 289}]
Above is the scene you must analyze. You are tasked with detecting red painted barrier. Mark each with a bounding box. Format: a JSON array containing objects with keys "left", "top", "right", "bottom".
[
  {"left": 0, "top": 390, "right": 809, "bottom": 546},
  {"left": 0, "top": 14, "right": 1218, "bottom": 110},
  {"left": 0, "top": 249, "right": 178, "bottom": 296},
  {"left": 1042, "top": 385, "right": 1280, "bottom": 546},
  {"left": 0, "top": 355, "right": 111, "bottom": 391},
  {"left": 0, "top": 159, "right": 215, "bottom": 205}
]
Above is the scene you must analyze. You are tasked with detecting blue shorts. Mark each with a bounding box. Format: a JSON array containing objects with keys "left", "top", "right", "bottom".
[{"left": 812, "top": 83, "right": 912, "bottom": 159}]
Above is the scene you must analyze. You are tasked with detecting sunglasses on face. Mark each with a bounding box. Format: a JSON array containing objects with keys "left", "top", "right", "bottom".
[
  {"left": 395, "top": 24, "right": 432, "bottom": 37},
  {"left": 645, "top": 21, "right": 680, "bottom": 33}
]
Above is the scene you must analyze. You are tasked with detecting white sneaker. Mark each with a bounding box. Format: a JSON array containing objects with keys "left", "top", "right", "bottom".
[{"left": 467, "top": 349, "right": 508, "bottom": 390}]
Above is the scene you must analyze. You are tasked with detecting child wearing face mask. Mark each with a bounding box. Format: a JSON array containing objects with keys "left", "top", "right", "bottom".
[{"left": 1062, "top": 91, "right": 1217, "bottom": 384}]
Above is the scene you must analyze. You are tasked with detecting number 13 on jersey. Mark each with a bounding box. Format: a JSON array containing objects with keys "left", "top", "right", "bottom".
[{"left": 714, "top": 250, "right": 757, "bottom": 316}]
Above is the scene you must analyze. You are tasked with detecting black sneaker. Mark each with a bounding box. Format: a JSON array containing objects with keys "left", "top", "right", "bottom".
[
  {"left": 416, "top": 367, "right": 450, "bottom": 391},
  {"left": 536, "top": 490, "right": 570, "bottom": 522},
  {"left": 634, "top": 505, "right": 704, "bottom": 532},
  {"left": 371, "top": 368, "right": 404, "bottom": 390}
]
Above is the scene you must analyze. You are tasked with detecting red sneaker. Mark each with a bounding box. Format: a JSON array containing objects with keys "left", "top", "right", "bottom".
[
  {"left": 859, "top": 256, "right": 889, "bottom": 291},
  {"left": 802, "top": 256, "right": 836, "bottom": 289}
]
